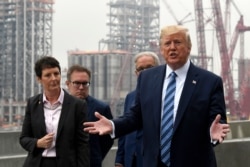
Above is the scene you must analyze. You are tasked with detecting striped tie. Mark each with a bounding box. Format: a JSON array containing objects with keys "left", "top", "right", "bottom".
[{"left": 161, "top": 72, "right": 176, "bottom": 166}]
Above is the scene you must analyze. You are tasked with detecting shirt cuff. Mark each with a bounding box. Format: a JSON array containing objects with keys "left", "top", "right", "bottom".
[
  {"left": 109, "top": 120, "right": 115, "bottom": 139},
  {"left": 211, "top": 139, "right": 218, "bottom": 145}
]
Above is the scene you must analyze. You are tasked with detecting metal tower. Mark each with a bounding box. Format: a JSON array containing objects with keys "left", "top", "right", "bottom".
[
  {"left": 0, "top": 0, "right": 53, "bottom": 127},
  {"left": 194, "top": 0, "right": 208, "bottom": 69},
  {"left": 102, "top": 0, "right": 160, "bottom": 54}
]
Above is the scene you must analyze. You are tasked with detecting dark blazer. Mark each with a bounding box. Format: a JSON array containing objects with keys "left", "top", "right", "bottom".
[
  {"left": 115, "top": 90, "right": 143, "bottom": 167},
  {"left": 114, "top": 62, "right": 227, "bottom": 167},
  {"left": 86, "top": 95, "right": 114, "bottom": 167},
  {"left": 19, "top": 90, "right": 90, "bottom": 167}
]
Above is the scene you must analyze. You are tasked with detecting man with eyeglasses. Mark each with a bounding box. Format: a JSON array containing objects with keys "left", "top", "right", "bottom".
[
  {"left": 66, "top": 65, "right": 113, "bottom": 167},
  {"left": 115, "top": 51, "right": 161, "bottom": 167}
]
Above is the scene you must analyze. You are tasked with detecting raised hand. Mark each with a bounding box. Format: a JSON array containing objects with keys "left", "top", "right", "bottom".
[
  {"left": 84, "top": 112, "right": 113, "bottom": 135},
  {"left": 210, "top": 114, "right": 230, "bottom": 143}
]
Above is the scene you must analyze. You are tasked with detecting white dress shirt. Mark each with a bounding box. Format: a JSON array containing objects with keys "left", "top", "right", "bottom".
[
  {"left": 42, "top": 89, "right": 64, "bottom": 157},
  {"left": 161, "top": 60, "right": 190, "bottom": 122}
]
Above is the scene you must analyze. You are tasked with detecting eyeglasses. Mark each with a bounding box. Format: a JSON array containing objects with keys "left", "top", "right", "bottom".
[
  {"left": 71, "top": 81, "right": 90, "bottom": 88},
  {"left": 136, "top": 65, "right": 154, "bottom": 72}
]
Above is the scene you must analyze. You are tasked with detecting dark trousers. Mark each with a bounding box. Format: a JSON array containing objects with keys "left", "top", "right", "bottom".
[
  {"left": 132, "top": 154, "right": 136, "bottom": 167},
  {"left": 157, "top": 157, "right": 169, "bottom": 167},
  {"left": 158, "top": 161, "right": 169, "bottom": 167},
  {"left": 40, "top": 157, "right": 57, "bottom": 167}
]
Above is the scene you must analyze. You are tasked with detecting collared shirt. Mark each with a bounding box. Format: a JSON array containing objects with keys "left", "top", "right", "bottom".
[
  {"left": 42, "top": 89, "right": 64, "bottom": 157},
  {"left": 161, "top": 60, "right": 190, "bottom": 122},
  {"left": 110, "top": 61, "right": 191, "bottom": 139}
]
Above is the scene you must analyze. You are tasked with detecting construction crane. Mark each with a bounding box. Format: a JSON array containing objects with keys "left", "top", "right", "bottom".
[
  {"left": 211, "top": 0, "right": 235, "bottom": 116},
  {"left": 194, "top": 0, "right": 207, "bottom": 69},
  {"left": 162, "top": 0, "right": 193, "bottom": 25},
  {"left": 232, "top": 16, "right": 250, "bottom": 119},
  {"left": 228, "top": 16, "right": 250, "bottom": 61},
  {"left": 210, "top": 0, "right": 250, "bottom": 120}
]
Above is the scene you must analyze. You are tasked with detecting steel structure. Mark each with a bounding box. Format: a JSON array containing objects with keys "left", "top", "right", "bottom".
[
  {"left": 232, "top": 17, "right": 250, "bottom": 119},
  {"left": 211, "top": 0, "right": 235, "bottom": 112},
  {"left": 210, "top": 0, "right": 250, "bottom": 119},
  {"left": 68, "top": 50, "right": 135, "bottom": 117},
  {"left": 0, "top": 0, "right": 54, "bottom": 127},
  {"left": 162, "top": 0, "right": 192, "bottom": 25},
  {"left": 99, "top": 0, "right": 160, "bottom": 112},
  {"left": 193, "top": 0, "right": 208, "bottom": 69},
  {"left": 101, "top": 0, "right": 160, "bottom": 54}
]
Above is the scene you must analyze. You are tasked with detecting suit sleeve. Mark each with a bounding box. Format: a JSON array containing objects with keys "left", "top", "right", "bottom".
[
  {"left": 19, "top": 98, "right": 42, "bottom": 154},
  {"left": 209, "top": 77, "right": 227, "bottom": 146},
  {"left": 100, "top": 105, "right": 114, "bottom": 159},
  {"left": 209, "top": 77, "right": 227, "bottom": 125},
  {"left": 76, "top": 100, "right": 90, "bottom": 167},
  {"left": 115, "top": 135, "right": 125, "bottom": 165},
  {"left": 114, "top": 93, "right": 131, "bottom": 165}
]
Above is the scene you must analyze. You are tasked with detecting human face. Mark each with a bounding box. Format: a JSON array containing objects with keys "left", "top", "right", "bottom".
[
  {"left": 66, "top": 71, "right": 90, "bottom": 99},
  {"left": 37, "top": 67, "right": 61, "bottom": 93},
  {"left": 160, "top": 32, "right": 191, "bottom": 70},
  {"left": 135, "top": 55, "right": 156, "bottom": 76}
]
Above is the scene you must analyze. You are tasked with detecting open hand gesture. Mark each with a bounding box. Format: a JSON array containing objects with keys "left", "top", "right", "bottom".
[
  {"left": 210, "top": 114, "right": 230, "bottom": 143},
  {"left": 84, "top": 112, "right": 113, "bottom": 135}
]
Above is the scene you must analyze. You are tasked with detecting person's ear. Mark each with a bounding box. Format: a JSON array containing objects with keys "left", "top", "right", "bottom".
[{"left": 65, "top": 80, "right": 70, "bottom": 87}]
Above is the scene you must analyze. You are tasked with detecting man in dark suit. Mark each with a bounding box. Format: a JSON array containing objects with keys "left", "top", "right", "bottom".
[
  {"left": 84, "top": 25, "right": 230, "bottom": 167},
  {"left": 20, "top": 56, "right": 89, "bottom": 167},
  {"left": 115, "top": 51, "right": 160, "bottom": 167},
  {"left": 66, "top": 65, "right": 114, "bottom": 167}
]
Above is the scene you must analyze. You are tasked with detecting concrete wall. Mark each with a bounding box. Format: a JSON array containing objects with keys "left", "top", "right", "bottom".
[
  {"left": 225, "top": 120, "right": 250, "bottom": 139},
  {"left": 1, "top": 121, "right": 250, "bottom": 167},
  {"left": 0, "top": 131, "right": 26, "bottom": 167},
  {"left": 104, "top": 121, "right": 250, "bottom": 167},
  {"left": 215, "top": 139, "right": 250, "bottom": 167}
]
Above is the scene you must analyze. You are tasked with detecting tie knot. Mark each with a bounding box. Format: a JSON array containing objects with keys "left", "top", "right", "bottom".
[{"left": 170, "top": 72, "right": 177, "bottom": 78}]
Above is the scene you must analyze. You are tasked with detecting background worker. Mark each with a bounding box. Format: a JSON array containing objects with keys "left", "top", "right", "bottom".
[
  {"left": 66, "top": 65, "right": 114, "bottom": 167},
  {"left": 115, "top": 51, "right": 160, "bottom": 167}
]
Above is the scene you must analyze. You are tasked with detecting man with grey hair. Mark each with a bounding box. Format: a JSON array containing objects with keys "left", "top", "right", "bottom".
[{"left": 115, "top": 51, "right": 160, "bottom": 167}]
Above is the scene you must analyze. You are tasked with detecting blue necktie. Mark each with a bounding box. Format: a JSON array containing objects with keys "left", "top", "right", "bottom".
[{"left": 161, "top": 72, "right": 176, "bottom": 166}]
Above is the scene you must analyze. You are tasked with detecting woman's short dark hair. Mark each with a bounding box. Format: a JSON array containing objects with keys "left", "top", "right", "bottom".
[{"left": 35, "top": 56, "right": 61, "bottom": 78}]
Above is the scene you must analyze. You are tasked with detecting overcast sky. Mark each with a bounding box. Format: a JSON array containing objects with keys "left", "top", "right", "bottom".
[{"left": 53, "top": 0, "right": 250, "bottom": 69}]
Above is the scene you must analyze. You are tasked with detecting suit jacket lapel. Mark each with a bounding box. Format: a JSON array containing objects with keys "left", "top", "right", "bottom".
[
  {"left": 35, "top": 94, "right": 47, "bottom": 135},
  {"left": 152, "top": 65, "right": 166, "bottom": 130},
  {"left": 173, "top": 63, "right": 199, "bottom": 133},
  {"left": 57, "top": 90, "right": 70, "bottom": 138}
]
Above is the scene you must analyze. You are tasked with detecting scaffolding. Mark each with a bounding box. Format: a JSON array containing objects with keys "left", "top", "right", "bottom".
[
  {"left": 0, "top": 0, "right": 54, "bottom": 128},
  {"left": 99, "top": 0, "right": 160, "bottom": 54}
]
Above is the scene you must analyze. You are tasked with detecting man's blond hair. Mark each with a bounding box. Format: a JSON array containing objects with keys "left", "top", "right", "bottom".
[{"left": 160, "top": 25, "right": 192, "bottom": 48}]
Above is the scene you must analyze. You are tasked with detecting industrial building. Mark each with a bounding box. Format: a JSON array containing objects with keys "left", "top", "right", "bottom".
[
  {"left": 68, "top": 0, "right": 161, "bottom": 115},
  {"left": 0, "top": 0, "right": 54, "bottom": 129},
  {"left": 68, "top": 50, "right": 136, "bottom": 116},
  {"left": 99, "top": 0, "right": 160, "bottom": 53}
]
